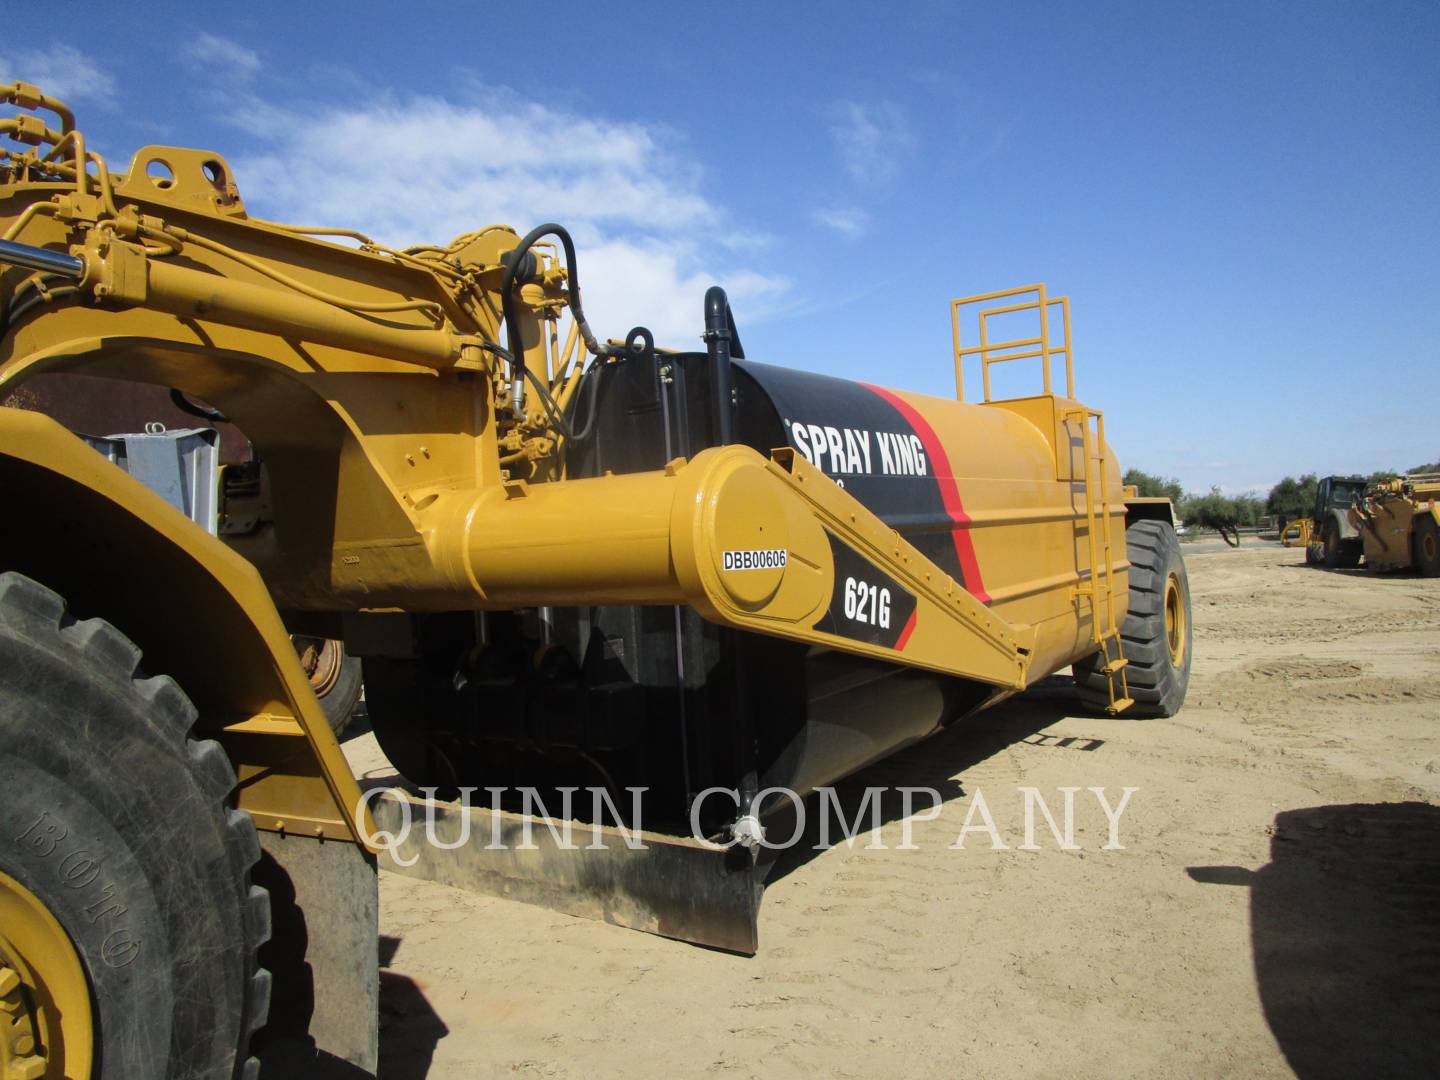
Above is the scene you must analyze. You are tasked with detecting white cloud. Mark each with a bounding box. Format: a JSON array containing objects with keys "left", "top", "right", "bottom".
[
  {"left": 828, "top": 100, "right": 913, "bottom": 186},
  {"left": 0, "top": 44, "right": 116, "bottom": 104},
  {"left": 578, "top": 237, "right": 792, "bottom": 346},
  {"left": 811, "top": 205, "right": 869, "bottom": 236},
  {"left": 1, "top": 42, "right": 790, "bottom": 347},
  {"left": 1213, "top": 483, "right": 1269, "bottom": 497},
  {"left": 182, "top": 33, "right": 261, "bottom": 82},
  {"left": 208, "top": 77, "right": 788, "bottom": 345},
  {"left": 234, "top": 94, "right": 713, "bottom": 234}
]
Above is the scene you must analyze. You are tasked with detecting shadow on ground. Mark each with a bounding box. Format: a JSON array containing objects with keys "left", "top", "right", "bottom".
[
  {"left": 340, "top": 697, "right": 373, "bottom": 744},
  {"left": 256, "top": 932, "right": 448, "bottom": 1078},
  {"left": 375, "top": 933, "right": 450, "bottom": 1080},
  {"left": 1189, "top": 802, "right": 1440, "bottom": 1080},
  {"left": 761, "top": 674, "right": 1099, "bottom": 885}
]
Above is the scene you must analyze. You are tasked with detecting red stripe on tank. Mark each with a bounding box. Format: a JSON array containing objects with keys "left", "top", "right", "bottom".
[
  {"left": 861, "top": 383, "right": 991, "bottom": 604},
  {"left": 893, "top": 608, "right": 918, "bottom": 651}
]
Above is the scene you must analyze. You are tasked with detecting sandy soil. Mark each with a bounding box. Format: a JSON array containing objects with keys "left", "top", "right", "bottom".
[{"left": 346, "top": 543, "right": 1440, "bottom": 1079}]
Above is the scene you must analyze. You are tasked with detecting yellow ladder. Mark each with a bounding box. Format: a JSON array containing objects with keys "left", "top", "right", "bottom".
[{"left": 1063, "top": 406, "right": 1132, "bottom": 715}]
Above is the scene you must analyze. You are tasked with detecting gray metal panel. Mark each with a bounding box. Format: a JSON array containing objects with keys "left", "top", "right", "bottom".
[{"left": 79, "top": 426, "right": 220, "bottom": 534}]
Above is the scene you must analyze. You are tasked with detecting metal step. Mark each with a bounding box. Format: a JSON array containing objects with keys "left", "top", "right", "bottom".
[
  {"left": 1102, "top": 657, "right": 1129, "bottom": 674},
  {"left": 1106, "top": 696, "right": 1134, "bottom": 715}
]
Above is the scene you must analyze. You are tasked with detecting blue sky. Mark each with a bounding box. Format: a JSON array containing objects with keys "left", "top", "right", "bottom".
[{"left": 4, "top": 1, "right": 1437, "bottom": 494}]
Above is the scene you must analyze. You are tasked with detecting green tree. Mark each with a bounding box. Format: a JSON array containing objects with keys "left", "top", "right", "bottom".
[
  {"left": 1180, "top": 488, "right": 1264, "bottom": 530},
  {"left": 1232, "top": 493, "right": 1264, "bottom": 527},
  {"left": 1180, "top": 488, "right": 1236, "bottom": 530},
  {"left": 1123, "top": 468, "right": 1183, "bottom": 503},
  {"left": 1265, "top": 474, "right": 1317, "bottom": 520},
  {"left": 1410, "top": 459, "right": 1440, "bottom": 474}
]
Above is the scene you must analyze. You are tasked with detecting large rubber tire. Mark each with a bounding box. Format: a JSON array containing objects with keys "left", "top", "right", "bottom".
[
  {"left": 1073, "top": 520, "right": 1193, "bottom": 718},
  {"left": 294, "top": 637, "right": 363, "bottom": 736},
  {"left": 1322, "top": 522, "right": 1343, "bottom": 569},
  {"left": 1416, "top": 516, "right": 1440, "bottom": 577},
  {"left": 1340, "top": 538, "right": 1364, "bottom": 569},
  {"left": 324, "top": 653, "right": 363, "bottom": 736},
  {"left": 1322, "top": 521, "right": 1363, "bottom": 569},
  {"left": 0, "top": 573, "right": 270, "bottom": 1079}
]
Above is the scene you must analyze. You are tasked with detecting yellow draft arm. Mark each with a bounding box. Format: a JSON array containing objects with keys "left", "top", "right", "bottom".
[{"left": 441, "top": 445, "right": 1035, "bottom": 690}]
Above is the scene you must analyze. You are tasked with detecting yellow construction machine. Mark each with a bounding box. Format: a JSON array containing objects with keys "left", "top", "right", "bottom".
[
  {"left": 1348, "top": 474, "right": 1440, "bottom": 575},
  {"left": 1295, "top": 475, "right": 1368, "bottom": 568},
  {"left": 1278, "top": 516, "right": 1312, "bottom": 549},
  {"left": 0, "top": 82, "right": 1191, "bottom": 1078}
]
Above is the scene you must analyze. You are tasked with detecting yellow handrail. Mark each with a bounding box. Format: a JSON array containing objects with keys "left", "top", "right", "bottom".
[
  {"left": 1062, "top": 403, "right": 1130, "bottom": 712},
  {"left": 951, "top": 284, "right": 1075, "bottom": 402}
]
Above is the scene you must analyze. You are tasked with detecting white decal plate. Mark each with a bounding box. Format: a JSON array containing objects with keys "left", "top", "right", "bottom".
[{"left": 723, "top": 549, "right": 789, "bottom": 571}]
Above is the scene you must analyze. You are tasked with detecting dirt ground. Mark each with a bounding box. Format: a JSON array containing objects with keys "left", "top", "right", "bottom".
[{"left": 344, "top": 543, "right": 1440, "bottom": 1079}]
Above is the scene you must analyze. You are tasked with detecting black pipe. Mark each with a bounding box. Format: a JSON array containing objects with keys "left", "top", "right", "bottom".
[
  {"left": 702, "top": 286, "right": 744, "bottom": 447},
  {"left": 701, "top": 289, "right": 757, "bottom": 840}
]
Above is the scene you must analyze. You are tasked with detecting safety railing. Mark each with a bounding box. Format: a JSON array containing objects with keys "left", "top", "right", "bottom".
[{"left": 950, "top": 284, "right": 1074, "bottom": 402}]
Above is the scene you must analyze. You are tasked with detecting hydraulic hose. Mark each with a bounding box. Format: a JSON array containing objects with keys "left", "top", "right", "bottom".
[
  {"left": 566, "top": 326, "right": 652, "bottom": 449},
  {"left": 169, "top": 389, "right": 229, "bottom": 424},
  {"left": 566, "top": 366, "right": 603, "bottom": 447},
  {"left": 500, "top": 223, "right": 608, "bottom": 414},
  {"left": 481, "top": 343, "right": 573, "bottom": 442}
]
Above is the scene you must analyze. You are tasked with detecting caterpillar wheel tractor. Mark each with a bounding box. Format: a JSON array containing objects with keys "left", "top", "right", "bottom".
[
  {"left": 0, "top": 82, "right": 1192, "bottom": 1079},
  {"left": 1348, "top": 474, "right": 1440, "bottom": 576},
  {"left": 1298, "top": 475, "right": 1368, "bottom": 568}
]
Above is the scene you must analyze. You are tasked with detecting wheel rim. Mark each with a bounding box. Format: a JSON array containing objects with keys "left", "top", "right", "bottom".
[
  {"left": 295, "top": 635, "right": 343, "bottom": 697},
  {"left": 1424, "top": 532, "right": 1438, "bottom": 563},
  {"left": 1164, "top": 572, "right": 1187, "bottom": 667},
  {"left": 0, "top": 869, "right": 93, "bottom": 1080}
]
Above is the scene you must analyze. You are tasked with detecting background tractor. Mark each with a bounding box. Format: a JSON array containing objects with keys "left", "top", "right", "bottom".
[
  {"left": 1294, "top": 475, "right": 1368, "bottom": 568},
  {"left": 1280, "top": 473, "right": 1439, "bottom": 576},
  {"left": 1348, "top": 474, "right": 1440, "bottom": 576}
]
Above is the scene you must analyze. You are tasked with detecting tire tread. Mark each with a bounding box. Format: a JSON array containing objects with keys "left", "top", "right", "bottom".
[
  {"left": 0, "top": 570, "right": 270, "bottom": 1079},
  {"left": 1073, "top": 520, "right": 1192, "bottom": 718}
]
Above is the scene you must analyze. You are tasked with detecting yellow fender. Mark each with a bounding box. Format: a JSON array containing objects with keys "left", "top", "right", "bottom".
[{"left": 0, "top": 405, "right": 369, "bottom": 845}]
